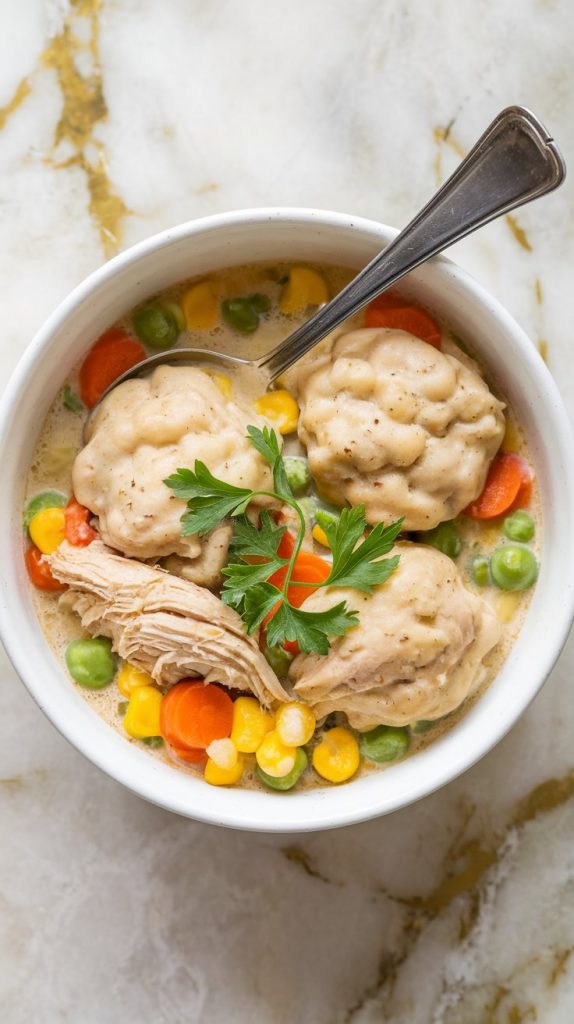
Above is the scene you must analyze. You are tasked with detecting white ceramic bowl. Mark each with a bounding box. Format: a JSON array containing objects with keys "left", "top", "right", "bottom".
[{"left": 1, "top": 208, "right": 573, "bottom": 832}]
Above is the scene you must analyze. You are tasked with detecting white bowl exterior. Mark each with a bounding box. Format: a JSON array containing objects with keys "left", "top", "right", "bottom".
[{"left": 1, "top": 208, "right": 573, "bottom": 832}]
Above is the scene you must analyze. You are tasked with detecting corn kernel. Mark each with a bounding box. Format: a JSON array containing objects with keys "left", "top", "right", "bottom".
[
  {"left": 312, "top": 727, "right": 360, "bottom": 783},
  {"left": 123, "top": 685, "right": 162, "bottom": 739},
  {"left": 494, "top": 591, "right": 522, "bottom": 623},
  {"left": 502, "top": 419, "right": 520, "bottom": 453},
  {"left": 207, "top": 371, "right": 232, "bottom": 398},
  {"left": 205, "top": 754, "right": 245, "bottom": 786},
  {"left": 256, "top": 390, "right": 299, "bottom": 434},
  {"left": 231, "top": 696, "right": 274, "bottom": 753},
  {"left": 206, "top": 737, "right": 238, "bottom": 771},
  {"left": 28, "top": 507, "right": 66, "bottom": 555},
  {"left": 279, "top": 267, "right": 328, "bottom": 314},
  {"left": 312, "top": 524, "right": 330, "bottom": 548},
  {"left": 181, "top": 281, "right": 219, "bottom": 329},
  {"left": 255, "top": 729, "right": 296, "bottom": 778},
  {"left": 275, "top": 702, "right": 316, "bottom": 747},
  {"left": 117, "top": 662, "right": 155, "bottom": 698}
]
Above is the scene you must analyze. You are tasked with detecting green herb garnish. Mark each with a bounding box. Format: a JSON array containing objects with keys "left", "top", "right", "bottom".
[
  {"left": 63, "top": 385, "right": 83, "bottom": 413},
  {"left": 165, "top": 426, "right": 402, "bottom": 654}
]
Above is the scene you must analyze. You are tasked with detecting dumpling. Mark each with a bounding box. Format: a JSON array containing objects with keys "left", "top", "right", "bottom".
[
  {"left": 289, "top": 542, "right": 501, "bottom": 730},
  {"left": 296, "top": 328, "right": 505, "bottom": 530},
  {"left": 72, "top": 365, "right": 277, "bottom": 586}
]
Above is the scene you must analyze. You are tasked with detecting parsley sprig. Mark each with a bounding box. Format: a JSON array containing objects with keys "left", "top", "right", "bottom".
[{"left": 165, "top": 426, "right": 402, "bottom": 655}]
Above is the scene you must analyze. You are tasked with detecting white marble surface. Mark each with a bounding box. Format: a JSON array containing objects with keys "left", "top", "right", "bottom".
[{"left": 1, "top": 1, "right": 574, "bottom": 1021}]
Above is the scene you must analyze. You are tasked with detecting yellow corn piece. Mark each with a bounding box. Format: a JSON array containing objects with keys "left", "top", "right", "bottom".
[
  {"left": 123, "top": 685, "right": 162, "bottom": 739},
  {"left": 279, "top": 267, "right": 328, "bottom": 315},
  {"left": 312, "top": 524, "right": 330, "bottom": 549},
  {"left": 312, "top": 726, "right": 360, "bottom": 783},
  {"left": 275, "top": 702, "right": 316, "bottom": 747},
  {"left": 28, "top": 507, "right": 66, "bottom": 555},
  {"left": 181, "top": 281, "right": 219, "bottom": 329},
  {"left": 117, "top": 662, "right": 155, "bottom": 698},
  {"left": 207, "top": 371, "right": 232, "bottom": 398},
  {"left": 206, "top": 737, "right": 238, "bottom": 771},
  {"left": 494, "top": 591, "right": 522, "bottom": 623},
  {"left": 255, "top": 729, "right": 296, "bottom": 778},
  {"left": 231, "top": 696, "right": 274, "bottom": 753},
  {"left": 502, "top": 419, "right": 520, "bottom": 453},
  {"left": 205, "top": 754, "right": 245, "bottom": 786},
  {"left": 256, "top": 389, "right": 299, "bottom": 434}
]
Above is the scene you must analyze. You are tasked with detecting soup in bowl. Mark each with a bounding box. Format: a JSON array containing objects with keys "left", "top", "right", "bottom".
[{"left": 1, "top": 209, "right": 573, "bottom": 831}]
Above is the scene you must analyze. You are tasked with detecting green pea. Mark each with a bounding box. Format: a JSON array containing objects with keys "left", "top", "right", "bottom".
[
  {"left": 418, "top": 521, "right": 462, "bottom": 560},
  {"left": 283, "top": 457, "right": 312, "bottom": 496},
  {"left": 263, "top": 644, "right": 294, "bottom": 677},
  {"left": 471, "top": 555, "right": 490, "bottom": 587},
  {"left": 133, "top": 305, "right": 180, "bottom": 350},
  {"left": 117, "top": 701, "right": 129, "bottom": 717},
  {"left": 222, "top": 298, "right": 260, "bottom": 333},
  {"left": 315, "top": 507, "right": 341, "bottom": 533},
  {"left": 412, "top": 720, "right": 435, "bottom": 734},
  {"left": 503, "top": 510, "right": 535, "bottom": 543},
  {"left": 24, "top": 490, "right": 67, "bottom": 530},
  {"left": 247, "top": 292, "right": 271, "bottom": 313},
  {"left": 490, "top": 544, "right": 538, "bottom": 591},
  {"left": 161, "top": 299, "right": 186, "bottom": 331},
  {"left": 359, "top": 725, "right": 410, "bottom": 763},
  {"left": 142, "top": 736, "right": 164, "bottom": 749},
  {"left": 65, "top": 637, "right": 117, "bottom": 689},
  {"left": 257, "top": 747, "right": 308, "bottom": 791}
]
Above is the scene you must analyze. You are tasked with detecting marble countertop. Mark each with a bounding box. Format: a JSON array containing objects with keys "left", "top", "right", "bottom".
[{"left": 2, "top": 1, "right": 574, "bottom": 1021}]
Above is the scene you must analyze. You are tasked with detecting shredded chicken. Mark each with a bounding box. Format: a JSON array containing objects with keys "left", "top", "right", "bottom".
[
  {"left": 72, "top": 365, "right": 277, "bottom": 586},
  {"left": 289, "top": 542, "right": 501, "bottom": 729},
  {"left": 296, "top": 328, "right": 505, "bottom": 530},
  {"left": 50, "top": 541, "right": 289, "bottom": 707}
]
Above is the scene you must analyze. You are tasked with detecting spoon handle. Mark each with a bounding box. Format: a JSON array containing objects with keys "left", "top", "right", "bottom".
[{"left": 260, "top": 106, "right": 565, "bottom": 382}]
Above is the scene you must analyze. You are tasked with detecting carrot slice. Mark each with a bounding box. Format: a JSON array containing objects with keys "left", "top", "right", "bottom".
[
  {"left": 365, "top": 290, "right": 442, "bottom": 348},
  {"left": 170, "top": 744, "right": 207, "bottom": 765},
  {"left": 266, "top": 550, "right": 331, "bottom": 611},
  {"left": 508, "top": 463, "right": 534, "bottom": 512},
  {"left": 79, "top": 329, "right": 146, "bottom": 409},
  {"left": 277, "top": 530, "right": 296, "bottom": 558},
  {"left": 25, "top": 545, "right": 67, "bottom": 592},
  {"left": 64, "top": 498, "right": 98, "bottom": 546},
  {"left": 159, "top": 680, "right": 233, "bottom": 750},
  {"left": 464, "top": 452, "right": 530, "bottom": 519}
]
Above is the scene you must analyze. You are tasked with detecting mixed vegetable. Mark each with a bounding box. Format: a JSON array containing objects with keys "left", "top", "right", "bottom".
[{"left": 23, "top": 264, "right": 541, "bottom": 792}]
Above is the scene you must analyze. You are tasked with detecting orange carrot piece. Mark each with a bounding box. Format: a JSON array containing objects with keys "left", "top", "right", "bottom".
[
  {"left": 79, "top": 329, "right": 146, "bottom": 409},
  {"left": 170, "top": 744, "right": 207, "bottom": 765},
  {"left": 365, "top": 291, "right": 442, "bottom": 348},
  {"left": 160, "top": 680, "right": 233, "bottom": 750},
  {"left": 508, "top": 463, "right": 534, "bottom": 511},
  {"left": 64, "top": 498, "right": 98, "bottom": 546},
  {"left": 25, "top": 545, "right": 67, "bottom": 592},
  {"left": 464, "top": 452, "right": 529, "bottom": 519}
]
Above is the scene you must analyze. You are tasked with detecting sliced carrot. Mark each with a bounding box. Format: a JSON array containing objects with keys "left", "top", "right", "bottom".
[
  {"left": 463, "top": 452, "right": 531, "bottom": 519},
  {"left": 508, "top": 463, "right": 534, "bottom": 511},
  {"left": 159, "top": 680, "right": 233, "bottom": 751},
  {"left": 365, "top": 290, "right": 442, "bottom": 348},
  {"left": 277, "top": 530, "right": 296, "bottom": 558},
  {"left": 170, "top": 744, "right": 207, "bottom": 765},
  {"left": 64, "top": 498, "right": 98, "bottom": 546},
  {"left": 79, "top": 328, "right": 146, "bottom": 409},
  {"left": 25, "top": 545, "right": 67, "bottom": 592},
  {"left": 266, "top": 550, "right": 331, "bottom": 611}
]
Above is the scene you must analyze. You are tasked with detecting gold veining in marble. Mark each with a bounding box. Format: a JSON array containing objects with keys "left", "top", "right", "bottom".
[
  {"left": 534, "top": 277, "right": 543, "bottom": 304},
  {"left": 282, "top": 844, "right": 340, "bottom": 885},
  {"left": 538, "top": 339, "right": 549, "bottom": 362},
  {"left": 41, "top": 0, "right": 130, "bottom": 256},
  {"left": 505, "top": 214, "right": 533, "bottom": 251},
  {"left": 0, "top": 77, "right": 31, "bottom": 131}
]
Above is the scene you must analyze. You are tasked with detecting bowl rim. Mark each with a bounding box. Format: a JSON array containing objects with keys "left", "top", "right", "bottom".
[{"left": 1, "top": 205, "right": 574, "bottom": 833}]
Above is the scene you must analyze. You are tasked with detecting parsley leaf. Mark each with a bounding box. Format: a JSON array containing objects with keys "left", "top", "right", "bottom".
[
  {"left": 221, "top": 559, "right": 287, "bottom": 614},
  {"left": 240, "top": 581, "right": 283, "bottom": 633},
  {"left": 324, "top": 507, "right": 403, "bottom": 593},
  {"left": 247, "top": 425, "right": 293, "bottom": 500},
  {"left": 230, "top": 510, "right": 286, "bottom": 559},
  {"left": 266, "top": 600, "right": 359, "bottom": 655},
  {"left": 165, "top": 462, "right": 253, "bottom": 537},
  {"left": 165, "top": 462, "right": 252, "bottom": 502}
]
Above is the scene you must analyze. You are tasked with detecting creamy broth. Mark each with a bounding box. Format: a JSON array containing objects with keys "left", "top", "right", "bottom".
[{"left": 25, "top": 261, "right": 539, "bottom": 791}]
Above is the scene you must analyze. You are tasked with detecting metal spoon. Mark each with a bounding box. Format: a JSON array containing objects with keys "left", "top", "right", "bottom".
[{"left": 91, "top": 105, "right": 564, "bottom": 414}]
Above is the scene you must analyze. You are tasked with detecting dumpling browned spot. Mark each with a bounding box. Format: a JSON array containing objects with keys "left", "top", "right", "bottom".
[
  {"left": 296, "top": 328, "right": 506, "bottom": 530},
  {"left": 289, "top": 542, "right": 501, "bottom": 730},
  {"left": 49, "top": 540, "right": 289, "bottom": 707}
]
